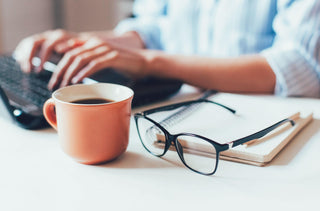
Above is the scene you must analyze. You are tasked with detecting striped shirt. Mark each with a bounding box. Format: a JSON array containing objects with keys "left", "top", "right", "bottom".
[{"left": 115, "top": 0, "right": 320, "bottom": 97}]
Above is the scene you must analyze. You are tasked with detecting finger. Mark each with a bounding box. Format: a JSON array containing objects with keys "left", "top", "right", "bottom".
[
  {"left": 37, "top": 29, "right": 73, "bottom": 72},
  {"left": 56, "top": 37, "right": 103, "bottom": 54},
  {"left": 72, "top": 51, "right": 119, "bottom": 84},
  {"left": 47, "top": 45, "right": 99, "bottom": 89},
  {"left": 54, "top": 38, "right": 86, "bottom": 53},
  {"left": 48, "top": 40, "right": 108, "bottom": 89},
  {"left": 15, "top": 36, "right": 45, "bottom": 72},
  {"left": 47, "top": 53, "right": 75, "bottom": 90},
  {"left": 60, "top": 46, "right": 111, "bottom": 87},
  {"left": 37, "top": 39, "right": 67, "bottom": 72}
]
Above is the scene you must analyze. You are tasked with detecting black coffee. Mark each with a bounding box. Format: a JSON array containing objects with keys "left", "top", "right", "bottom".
[{"left": 71, "top": 98, "right": 114, "bottom": 104}]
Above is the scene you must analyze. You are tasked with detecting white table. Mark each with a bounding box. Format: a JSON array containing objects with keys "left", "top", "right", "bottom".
[{"left": 1, "top": 85, "right": 319, "bottom": 211}]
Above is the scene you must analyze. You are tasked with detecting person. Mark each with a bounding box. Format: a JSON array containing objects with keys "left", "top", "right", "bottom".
[{"left": 14, "top": 0, "right": 320, "bottom": 97}]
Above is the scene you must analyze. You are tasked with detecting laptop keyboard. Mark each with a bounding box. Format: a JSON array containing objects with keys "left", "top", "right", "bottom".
[{"left": 0, "top": 56, "right": 52, "bottom": 108}]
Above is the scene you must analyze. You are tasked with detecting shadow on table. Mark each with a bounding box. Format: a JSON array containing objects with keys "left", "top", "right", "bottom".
[
  {"left": 96, "top": 151, "right": 182, "bottom": 169},
  {"left": 270, "top": 118, "right": 320, "bottom": 166}
]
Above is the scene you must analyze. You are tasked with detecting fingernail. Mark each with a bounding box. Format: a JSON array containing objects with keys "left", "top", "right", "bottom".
[
  {"left": 47, "top": 81, "right": 54, "bottom": 90},
  {"left": 71, "top": 78, "right": 78, "bottom": 84}
]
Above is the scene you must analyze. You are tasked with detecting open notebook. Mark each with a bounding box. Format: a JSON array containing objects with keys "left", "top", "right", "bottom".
[{"left": 156, "top": 93, "right": 313, "bottom": 166}]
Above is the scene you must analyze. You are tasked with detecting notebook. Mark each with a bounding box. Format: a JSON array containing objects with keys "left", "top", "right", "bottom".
[
  {"left": 156, "top": 93, "right": 313, "bottom": 166},
  {"left": 0, "top": 55, "right": 182, "bottom": 129}
]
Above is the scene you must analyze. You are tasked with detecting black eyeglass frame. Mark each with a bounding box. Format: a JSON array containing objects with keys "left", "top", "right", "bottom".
[{"left": 134, "top": 99, "right": 295, "bottom": 175}]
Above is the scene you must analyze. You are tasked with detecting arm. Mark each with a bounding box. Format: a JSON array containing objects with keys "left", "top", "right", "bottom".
[
  {"left": 144, "top": 0, "right": 320, "bottom": 96},
  {"left": 144, "top": 52, "right": 276, "bottom": 94},
  {"left": 261, "top": 0, "right": 320, "bottom": 97},
  {"left": 47, "top": 38, "right": 276, "bottom": 93}
]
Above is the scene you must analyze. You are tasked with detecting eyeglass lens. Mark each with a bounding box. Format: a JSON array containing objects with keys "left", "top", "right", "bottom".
[
  {"left": 137, "top": 116, "right": 218, "bottom": 174},
  {"left": 136, "top": 117, "right": 166, "bottom": 156},
  {"left": 175, "top": 135, "right": 217, "bottom": 174}
]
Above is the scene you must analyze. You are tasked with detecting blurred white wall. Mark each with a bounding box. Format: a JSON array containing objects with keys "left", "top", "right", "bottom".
[
  {"left": 0, "top": 0, "right": 133, "bottom": 53},
  {"left": 0, "top": 0, "right": 54, "bottom": 53}
]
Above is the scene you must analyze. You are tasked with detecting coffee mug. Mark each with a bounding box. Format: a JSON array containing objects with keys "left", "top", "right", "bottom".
[{"left": 43, "top": 83, "right": 134, "bottom": 164}]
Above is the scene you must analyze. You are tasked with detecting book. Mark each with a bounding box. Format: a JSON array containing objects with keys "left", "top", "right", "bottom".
[{"left": 157, "top": 93, "right": 313, "bottom": 166}]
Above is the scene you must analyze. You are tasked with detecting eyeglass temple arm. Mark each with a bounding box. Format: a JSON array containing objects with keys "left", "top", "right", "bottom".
[
  {"left": 229, "top": 118, "right": 295, "bottom": 148},
  {"left": 142, "top": 99, "right": 236, "bottom": 115}
]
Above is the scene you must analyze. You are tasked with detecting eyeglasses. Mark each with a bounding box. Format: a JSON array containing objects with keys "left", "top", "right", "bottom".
[{"left": 134, "top": 99, "right": 295, "bottom": 176}]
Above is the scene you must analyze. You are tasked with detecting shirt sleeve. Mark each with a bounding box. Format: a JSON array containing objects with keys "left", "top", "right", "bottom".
[
  {"left": 261, "top": 0, "right": 320, "bottom": 97},
  {"left": 114, "top": 0, "right": 168, "bottom": 50}
]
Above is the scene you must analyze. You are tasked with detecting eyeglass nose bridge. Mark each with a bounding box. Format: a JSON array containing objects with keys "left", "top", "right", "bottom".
[
  {"left": 165, "top": 133, "right": 177, "bottom": 150},
  {"left": 166, "top": 134, "right": 185, "bottom": 158},
  {"left": 159, "top": 133, "right": 180, "bottom": 156}
]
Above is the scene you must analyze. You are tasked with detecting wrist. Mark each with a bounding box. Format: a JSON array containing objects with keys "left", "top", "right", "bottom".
[
  {"left": 117, "top": 31, "right": 145, "bottom": 49},
  {"left": 141, "top": 50, "right": 164, "bottom": 76},
  {"left": 141, "top": 50, "right": 181, "bottom": 79}
]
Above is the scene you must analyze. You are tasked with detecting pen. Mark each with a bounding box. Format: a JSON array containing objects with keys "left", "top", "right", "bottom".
[{"left": 243, "top": 112, "right": 300, "bottom": 147}]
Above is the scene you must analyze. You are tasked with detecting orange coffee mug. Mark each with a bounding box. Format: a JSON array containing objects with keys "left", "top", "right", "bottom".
[{"left": 43, "top": 83, "right": 134, "bottom": 164}]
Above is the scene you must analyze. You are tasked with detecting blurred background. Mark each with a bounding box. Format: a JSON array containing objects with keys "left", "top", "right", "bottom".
[{"left": 0, "top": 0, "right": 133, "bottom": 53}]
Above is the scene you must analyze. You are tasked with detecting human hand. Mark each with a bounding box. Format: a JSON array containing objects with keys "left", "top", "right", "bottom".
[
  {"left": 48, "top": 37, "right": 148, "bottom": 90},
  {"left": 14, "top": 29, "right": 84, "bottom": 73}
]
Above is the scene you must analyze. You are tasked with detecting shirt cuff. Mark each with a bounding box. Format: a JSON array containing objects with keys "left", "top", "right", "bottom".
[
  {"left": 261, "top": 48, "right": 320, "bottom": 98},
  {"left": 114, "top": 18, "right": 163, "bottom": 50}
]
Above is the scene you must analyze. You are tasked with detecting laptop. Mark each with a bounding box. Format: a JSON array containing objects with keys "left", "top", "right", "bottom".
[{"left": 0, "top": 55, "right": 182, "bottom": 129}]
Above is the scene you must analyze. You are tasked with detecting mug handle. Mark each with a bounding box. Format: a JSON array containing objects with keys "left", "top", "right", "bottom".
[{"left": 43, "top": 98, "right": 57, "bottom": 130}]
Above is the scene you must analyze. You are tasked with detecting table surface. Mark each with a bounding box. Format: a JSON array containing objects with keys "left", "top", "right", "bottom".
[{"left": 1, "top": 85, "right": 319, "bottom": 211}]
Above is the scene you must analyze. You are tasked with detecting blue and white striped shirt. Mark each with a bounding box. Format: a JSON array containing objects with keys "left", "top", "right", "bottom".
[{"left": 115, "top": 0, "right": 320, "bottom": 97}]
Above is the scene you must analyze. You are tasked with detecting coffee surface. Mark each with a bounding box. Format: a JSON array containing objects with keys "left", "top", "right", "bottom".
[{"left": 71, "top": 98, "right": 114, "bottom": 104}]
